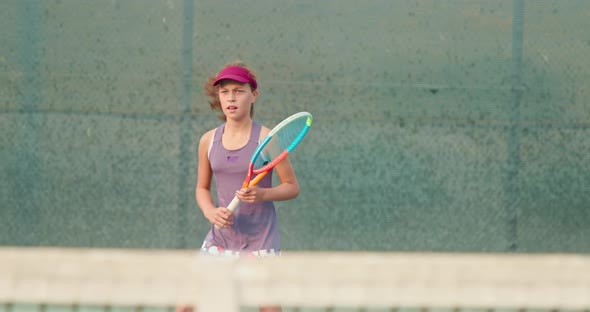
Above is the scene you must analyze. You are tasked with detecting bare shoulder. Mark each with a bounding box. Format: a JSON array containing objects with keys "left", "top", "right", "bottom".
[{"left": 199, "top": 128, "right": 216, "bottom": 147}]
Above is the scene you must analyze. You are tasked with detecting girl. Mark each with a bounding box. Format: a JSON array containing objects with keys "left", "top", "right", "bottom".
[
  {"left": 196, "top": 62, "right": 299, "bottom": 244},
  {"left": 194, "top": 61, "right": 298, "bottom": 311},
  {"left": 197, "top": 61, "right": 299, "bottom": 257}
]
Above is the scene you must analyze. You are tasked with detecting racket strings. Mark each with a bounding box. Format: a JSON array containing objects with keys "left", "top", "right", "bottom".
[{"left": 253, "top": 115, "right": 310, "bottom": 171}]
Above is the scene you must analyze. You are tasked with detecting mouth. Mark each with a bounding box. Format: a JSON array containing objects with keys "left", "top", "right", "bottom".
[{"left": 226, "top": 105, "right": 238, "bottom": 111}]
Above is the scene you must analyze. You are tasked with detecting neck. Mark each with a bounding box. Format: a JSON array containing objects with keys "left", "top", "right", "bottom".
[{"left": 224, "top": 118, "right": 252, "bottom": 135}]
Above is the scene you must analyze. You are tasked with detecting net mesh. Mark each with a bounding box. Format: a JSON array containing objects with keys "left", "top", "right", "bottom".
[{"left": 2, "top": 248, "right": 589, "bottom": 312}]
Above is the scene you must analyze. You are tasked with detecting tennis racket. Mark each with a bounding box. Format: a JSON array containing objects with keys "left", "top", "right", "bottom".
[{"left": 226, "top": 111, "right": 312, "bottom": 213}]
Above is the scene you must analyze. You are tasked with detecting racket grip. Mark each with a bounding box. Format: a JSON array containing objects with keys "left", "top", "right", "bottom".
[
  {"left": 226, "top": 196, "right": 241, "bottom": 212},
  {"left": 213, "top": 196, "right": 241, "bottom": 230}
]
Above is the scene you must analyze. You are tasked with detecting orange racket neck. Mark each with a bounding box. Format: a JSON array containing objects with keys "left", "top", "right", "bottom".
[
  {"left": 242, "top": 163, "right": 255, "bottom": 188},
  {"left": 249, "top": 171, "right": 268, "bottom": 187}
]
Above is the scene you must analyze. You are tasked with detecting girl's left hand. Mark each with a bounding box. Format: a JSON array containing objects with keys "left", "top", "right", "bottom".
[{"left": 236, "top": 186, "right": 264, "bottom": 203}]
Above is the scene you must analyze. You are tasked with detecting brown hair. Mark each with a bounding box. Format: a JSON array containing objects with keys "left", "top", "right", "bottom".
[{"left": 204, "top": 61, "right": 258, "bottom": 121}]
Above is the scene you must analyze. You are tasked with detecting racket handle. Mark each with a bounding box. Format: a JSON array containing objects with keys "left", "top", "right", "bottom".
[
  {"left": 226, "top": 196, "right": 241, "bottom": 212},
  {"left": 213, "top": 196, "right": 241, "bottom": 230}
]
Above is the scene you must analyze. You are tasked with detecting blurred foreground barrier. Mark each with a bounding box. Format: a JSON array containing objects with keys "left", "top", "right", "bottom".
[{"left": 1, "top": 248, "right": 589, "bottom": 311}]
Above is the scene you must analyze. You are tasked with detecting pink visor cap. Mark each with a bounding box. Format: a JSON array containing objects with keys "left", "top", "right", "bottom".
[{"left": 213, "top": 66, "right": 258, "bottom": 90}]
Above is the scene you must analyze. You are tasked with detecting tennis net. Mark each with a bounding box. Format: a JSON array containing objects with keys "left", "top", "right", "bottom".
[{"left": 1, "top": 248, "right": 589, "bottom": 312}]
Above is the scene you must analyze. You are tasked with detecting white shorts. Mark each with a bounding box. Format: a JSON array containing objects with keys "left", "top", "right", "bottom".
[{"left": 200, "top": 241, "right": 280, "bottom": 258}]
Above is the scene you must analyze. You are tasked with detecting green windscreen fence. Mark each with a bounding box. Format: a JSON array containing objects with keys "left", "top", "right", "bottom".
[{"left": 1, "top": 0, "right": 589, "bottom": 252}]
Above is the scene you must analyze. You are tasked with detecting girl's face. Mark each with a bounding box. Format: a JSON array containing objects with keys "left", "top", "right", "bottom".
[{"left": 218, "top": 80, "right": 257, "bottom": 120}]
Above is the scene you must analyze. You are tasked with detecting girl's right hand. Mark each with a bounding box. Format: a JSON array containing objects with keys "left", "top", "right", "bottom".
[{"left": 206, "top": 207, "right": 234, "bottom": 228}]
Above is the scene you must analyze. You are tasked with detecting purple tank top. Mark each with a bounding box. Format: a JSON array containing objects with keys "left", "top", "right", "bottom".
[{"left": 202, "top": 121, "right": 280, "bottom": 252}]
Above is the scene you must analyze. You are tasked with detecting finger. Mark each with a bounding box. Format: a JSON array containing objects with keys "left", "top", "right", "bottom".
[
  {"left": 219, "top": 208, "right": 232, "bottom": 217},
  {"left": 216, "top": 219, "right": 230, "bottom": 228},
  {"left": 216, "top": 214, "right": 227, "bottom": 223},
  {"left": 220, "top": 220, "right": 233, "bottom": 228},
  {"left": 216, "top": 212, "right": 233, "bottom": 224}
]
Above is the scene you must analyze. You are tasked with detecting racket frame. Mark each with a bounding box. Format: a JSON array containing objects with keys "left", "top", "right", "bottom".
[{"left": 225, "top": 112, "right": 312, "bottom": 213}]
